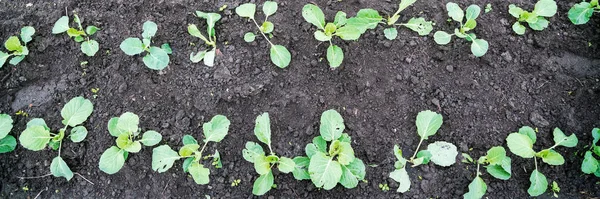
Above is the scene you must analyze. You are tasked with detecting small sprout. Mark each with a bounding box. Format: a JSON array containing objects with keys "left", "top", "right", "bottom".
[
  {"left": 15, "top": 110, "right": 28, "bottom": 117},
  {"left": 0, "top": 114, "right": 17, "bottom": 153},
  {"left": 485, "top": 4, "right": 492, "bottom": 13},
  {"left": 119, "top": 21, "right": 171, "bottom": 70},
  {"left": 551, "top": 181, "right": 560, "bottom": 198},
  {"left": 581, "top": 128, "right": 600, "bottom": 177},
  {"left": 52, "top": 13, "right": 99, "bottom": 56},
  {"left": 22, "top": 186, "right": 29, "bottom": 191},
  {"left": 80, "top": 61, "right": 88, "bottom": 66},
  {"left": 461, "top": 153, "right": 473, "bottom": 163},
  {"left": 0, "top": 26, "right": 35, "bottom": 68},
  {"left": 379, "top": 183, "right": 390, "bottom": 191},
  {"left": 188, "top": 11, "right": 221, "bottom": 66},
  {"left": 384, "top": 0, "right": 434, "bottom": 40},
  {"left": 434, "top": 3, "right": 489, "bottom": 57},
  {"left": 271, "top": 184, "right": 277, "bottom": 189},
  {"left": 508, "top": 0, "right": 557, "bottom": 35},
  {"left": 219, "top": 5, "right": 228, "bottom": 12},
  {"left": 463, "top": 146, "right": 512, "bottom": 198},
  {"left": 568, "top": 0, "right": 600, "bottom": 25},
  {"left": 91, "top": 88, "right": 99, "bottom": 94},
  {"left": 231, "top": 179, "right": 241, "bottom": 187}
]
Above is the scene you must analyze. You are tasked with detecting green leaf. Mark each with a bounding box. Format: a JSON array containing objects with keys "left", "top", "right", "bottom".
[
  {"left": 196, "top": 12, "right": 221, "bottom": 37},
  {"left": 204, "top": 48, "right": 216, "bottom": 67},
  {"left": 188, "top": 162, "right": 210, "bottom": 184},
  {"left": 538, "top": 149, "right": 565, "bottom": 165},
  {"left": 326, "top": 44, "right": 344, "bottom": 68},
  {"left": 212, "top": 150, "right": 222, "bottom": 168},
  {"left": 119, "top": 38, "right": 144, "bottom": 56},
  {"left": 188, "top": 24, "right": 207, "bottom": 42},
  {"left": 593, "top": 128, "right": 600, "bottom": 145},
  {"left": 333, "top": 141, "right": 354, "bottom": 165},
  {"left": 464, "top": 19, "right": 477, "bottom": 30},
  {"left": 69, "top": 126, "right": 87, "bottom": 143},
  {"left": 309, "top": 152, "right": 342, "bottom": 190},
  {"left": 143, "top": 47, "right": 170, "bottom": 70},
  {"left": 470, "top": 39, "right": 488, "bottom": 57},
  {"left": 384, "top": 28, "right": 398, "bottom": 40},
  {"left": 117, "top": 112, "right": 139, "bottom": 134},
  {"left": 552, "top": 128, "right": 578, "bottom": 147},
  {"left": 190, "top": 50, "right": 207, "bottom": 63},
  {"left": 252, "top": 170, "right": 274, "bottom": 195},
  {"left": 416, "top": 110, "right": 443, "bottom": 140},
  {"left": 99, "top": 146, "right": 126, "bottom": 174},
  {"left": 182, "top": 134, "right": 198, "bottom": 145},
  {"left": 5, "top": 36, "right": 22, "bottom": 52},
  {"left": 582, "top": 151, "right": 599, "bottom": 174},
  {"left": 345, "top": 9, "right": 383, "bottom": 33},
  {"left": 235, "top": 3, "right": 256, "bottom": 19},
  {"left": 568, "top": 2, "right": 594, "bottom": 25},
  {"left": 51, "top": 157, "right": 74, "bottom": 180},
  {"left": 334, "top": 11, "right": 347, "bottom": 27},
  {"left": 528, "top": 17, "right": 549, "bottom": 31},
  {"left": 263, "top": 1, "right": 278, "bottom": 17},
  {"left": 335, "top": 26, "right": 361, "bottom": 40},
  {"left": 463, "top": 176, "right": 487, "bottom": 199},
  {"left": 512, "top": 22, "right": 526, "bottom": 35},
  {"left": 179, "top": 144, "right": 200, "bottom": 157},
  {"left": 508, "top": 4, "right": 524, "bottom": 18},
  {"left": 244, "top": 32, "right": 256, "bottom": 42},
  {"left": 269, "top": 45, "right": 291, "bottom": 69},
  {"left": 19, "top": 125, "right": 52, "bottom": 151},
  {"left": 324, "top": 23, "right": 337, "bottom": 35},
  {"left": 85, "top": 26, "right": 99, "bottom": 35},
  {"left": 81, "top": 40, "right": 99, "bottom": 56},
  {"left": 390, "top": 168, "right": 410, "bottom": 193},
  {"left": 0, "top": 135, "right": 17, "bottom": 153},
  {"left": 506, "top": 133, "right": 535, "bottom": 158},
  {"left": 314, "top": 31, "right": 332, "bottom": 41},
  {"left": 0, "top": 114, "right": 13, "bottom": 139},
  {"left": 518, "top": 126, "right": 536, "bottom": 143},
  {"left": 0, "top": 51, "right": 10, "bottom": 67},
  {"left": 8, "top": 55, "right": 25, "bottom": 66},
  {"left": 292, "top": 156, "right": 311, "bottom": 180},
  {"left": 402, "top": 17, "right": 433, "bottom": 36},
  {"left": 427, "top": 141, "right": 457, "bottom": 167},
  {"left": 107, "top": 117, "right": 124, "bottom": 137},
  {"left": 486, "top": 157, "right": 512, "bottom": 180},
  {"left": 61, "top": 97, "right": 93, "bottom": 127},
  {"left": 485, "top": 146, "right": 506, "bottom": 165},
  {"left": 339, "top": 158, "right": 365, "bottom": 188},
  {"left": 152, "top": 145, "right": 181, "bottom": 173},
  {"left": 254, "top": 155, "right": 272, "bottom": 175},
  {"left": 203, "top": 115, "right": 230, "bottom": 143},
  {"left": 123, "top": 141, "right": 142, "bottom": 153},
  {"left": 27, "top": 118, "right": 48, "bottom": 129},
  {"left": 116, "top": 132, "right": 130, "bottom": 149},
  {"left": 397, "top": 0, "right": 417, "bottom": 13},
  {"left": 182, "top": 157, "right": 194, "bottom": 172},
  {"left": 302, "top": 4, "right": 326, "bottom": 30},
  {"left": 20, "top": 26, "right": 35, "bottom": 43},
  {"left": 52, "top": 16, "right": 70, "bottom": 34},
  {"left": 161, "top": 43, "right": 172, "bottom": 54},
  {"left": 253, "top": 113, "right": 272, "bottom": 147},
  {"left": 465, "top": 5, "right": 481, "bottom": 20},
  {"left": 278, "top": 156, "right": 295, "bottom": 173},
  {"left": 142, "top": 21, "right": 158, "bottom": 38},
  {"left": 393, "top": 145, "right": 406, "bottom": 162},
  {"left": 243, "top": 141, "right": 265, "bottom": 163},
  {"left": 527, "top": 169, "right": 548, "bottom": 197},
  {"left": 446, "top": 2, "right": 464, "bottom": 22},
  {"left": 533, "top": 0, "right": 557, "bottom": 17},
  {"left": 140, "top": 130, "right": 162, "bottom": 146},
  {"left": 320, "top": 109, "right": 345, "bottom": 141},
  {"left": 413, "top": 150, "right": 432, "bottom": 166}
]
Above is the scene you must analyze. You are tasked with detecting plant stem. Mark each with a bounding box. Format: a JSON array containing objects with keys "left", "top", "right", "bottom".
[
  {"left": 476, "top": 162, "right": 481, "bottom": 176},
  {"left": 251, "top": 18, "right": 275, "bottom": 47},
  {"left": 410, "top": 138, "right": 425, "bottom": 161},
  {"left": 534, "top": 156, "right": 538, "bottom": 170},
  {"left": 198, "top": 140, "right": 210, "bottom": 157}
]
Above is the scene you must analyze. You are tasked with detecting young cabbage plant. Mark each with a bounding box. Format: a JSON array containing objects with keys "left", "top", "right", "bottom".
[
  {"left": 242, "top": 113, "right": 295, "bottom": 195},
  {"left": 1, "top": 26, "right": 35, "bottom": 68},
  {"left": 52, "top": 13, "right": 100, "bottom": 56},
  {"left": 236, "top": 2, "right": 291, "bottom": 68},
  {"left": 383, "top": 0, "right": 433, "bottom": 40},
  {"left": 568, "top": 0, "right": 600, "bottom": 25},
  {"left": 98, "top": 112, "right": 162, "bottom": 174},
  {"left": 508, "top": 0, "right": 557, "bottom": 35},
  {"left": 293, "top": 109, "right": 366, "bottom": 190},
  {"left": 0, "top": 114, "right": 17, "bottom": 153},
  {"left": 188, "top": 11, "right": 221, "bottom": 66},
  {"left": 462, "top": 146, "right": 512, "bottom": 199},
  {"left": 434, "top": 3, "right": 488, "bottom": 57},
  {"left": 119, "top": 21, "right": 172, "bottom": 70},
  {"left": 389, "top": 110, "right": 458, "bottom": 193},
  {"left": 152, "top": 115, "right": 230, "bottom": 185},
  {"left": 302, "top": 4, "right": 382, "bottom": 68},
  {"left": 506, "top": 126, "right": 578, "bottom": 197},
  {"left": 581, "top": 128, "right": 600, "bottom": 177},
  {"left": 18, "top": 97, "right": 94, "bottom": 181}
]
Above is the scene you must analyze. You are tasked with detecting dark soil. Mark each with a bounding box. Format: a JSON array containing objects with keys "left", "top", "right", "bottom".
[{"left": 1, "top": 0, "right": 599, "bottom": 198}]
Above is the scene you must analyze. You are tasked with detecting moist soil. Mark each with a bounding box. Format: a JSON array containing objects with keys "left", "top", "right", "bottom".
[{"left": 1, "top": 0, "right": 600, "bottom": 198}]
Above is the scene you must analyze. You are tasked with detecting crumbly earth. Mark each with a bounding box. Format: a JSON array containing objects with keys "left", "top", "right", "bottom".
[{"left": 1, "top": 0, "right": 599, "bottom": 198}]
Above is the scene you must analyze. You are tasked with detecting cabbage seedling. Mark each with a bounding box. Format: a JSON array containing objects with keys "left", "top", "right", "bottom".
[
  {"left": 389, "top": 110, "right": 458, "bottom": 193},
  {"left": 0, "top": 114, "right": 17, "bottom": 153},
  {"left": 434, "top": 3, "right": 488, "bottom": 57},
  {"left": 302, "top": 4, "right": 382, "bottom": 68},
  {"left": 293, "top": 109, "right": 366, "bottom": 190},
  {"left": 152, "top": 115, "right": 230, "bottom": 185},
  {"left": 581, "top": 128, "right": 600, "bottom": 177},
  {"left": 462, "top": 146, "right": 512, "bottom": 199},
  {"left": 242, "top": 113, "right": 295, "bottom": 195},
  {"left": 0, "top": 26, "right": 35, "bottom": 68},
  {"left": 119, "top": 21, "right": 172, "bottom": 70},
  {"left": 383, "top": 0, "right": 433, "bottom": 40},
  {"left": 98, "top": 112, "right": 162, "bottom": 174},
  {"left": 188, "top": 11, "right": 221, "bottom": 66},
  {"left": 52, "top": 13, "right": 100, "bottom": 56},
  {"left": 508, "top": 0, "right": 557, "bottom": 35},
  {"left": 236, "top": 2, "right": 291, "bottom": 68},
  {"left": 18, "top": 97, "right": 94, "bottom": 181},
  {"left": 568, "top": 0, "right": 600, "bottom": 25},
  {"left": 505, "top": 126, "right": 577, "bottom": 197}
]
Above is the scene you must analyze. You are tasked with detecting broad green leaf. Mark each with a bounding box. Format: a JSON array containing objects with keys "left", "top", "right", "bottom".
[
  {"left": 69, "top": 126, "right": 88, "bottom": 143},
  {"left": 533, "top": 0, "right": 557, "bottom": 17},
  {"left": 269, "top": 45, "right": 291, "bottom": 68},
  {"left": 538, "top": 149, "right": 565, "bottom": 165},
  {"left": 582, "top": 151, "right": 599, "bottom": 174},
  {"left": 99, "top": 146, "right": 126, "bottom": 174},
  {"left": 512, "top": 22, "right": 526, "bottom": 35},
  {"left": 313, "top": 136, "right": 328, "bottom": 153},
  {"left": 51, "top": 157, "right": 74, "bottom": 180},
  {"left": 20, "top": 26, "right": 35, "bottom": 43},
  {"left": 416, "top": 110, "right": 443, "bottom": 139},
  {"left": 309, "top": 152, "right": 342, "bottom": 190},
  {"left": 528, "top": 170, "right": 548, "bottom": 196},
  {"left": 182, "top": 157, "right": 194, "bottom": 172},
  {"left": 140, "top": 130, "right": 162, "bottom": 146},
  {"left": 446, "top": 2, "right": 464, "bottom": 22},
  {"left": 470, "top": 39, "right": 488, "bottom": 57},
  {"left": 568, "top": 2, "right": 594, "bottom": 25},
  {"left": 254, "top": 155, "right": 271, "bottom": 175},
  {"left": 335, "top": 26, "right": 361, "bottom": 40},
  {"left": 324, "top": 23, "right": 337, "bottom": 35},
  {"left": 244, "top": 32, "right": 256, "bottom": 42},
  {"left": 235, "top": 3, "right": 256, "bottom": 19},
  {"left": 348, "top": 9, "right": 382, "bottom": 32},
  {"left": 179, "top": 144, "right": 200, "bottom": 157},
  {"left": 261, "top": 21, "right": 275, "bottom": 34},
  {"left": 85, "top": 26, "right": 99, "bottom": 35},
  {"left": 528, "top": 17, "right": 549, "bottom": 31},
  {"left": 143, "top": 47, "right": 170, "bottom": 70},
  {"left": 594, "top": 146, "right": 600, "bottom": 156},
  {"left": 152, "top": 145, "right": 181, "bottom": 173},
  {"left": 243, "top": 141, "right": 265, "bottom": 163},
  {"left": 182, "top": 134, "right": 198, "bottom": 145},
  {"left": 508, "top": 5, "right": 524, "bottom": 18},
  {"left": 117, "top": 112, "right": 139, "bottom": 134},
  {"left": 485, "top": 146, "right": 506, "bottom": 165},
  {"left": 334, "top": 11, "right": 347, "bottom": 27},
  {"left": 337, "top": 141, "right": 355, "bottom": 165},
  {"left": 339, "top": 158, "right": 365, "bottom": 188},
  {"left": 74, "top": 36, "right": 84, "bottom": 43},
  {"left": 52, "top": 16, "right": 70, "bottom": 34},
  {"left": 123, "top": 141, "right": 142, "bottom": 153},
  {"left": 338, "top": 133, "right": 351, "bottom": 143},
  {"left": 414, "top": 150, "right": 432, "bottom": 165},
  {"left": 27, "top": 118, "right": 48, "bottom": 129},
  {"left": 302, "top": 4, "right": 326, "bottom": 30},
  {"left": 427, "top": 141, "right": 457, "bottom": 166},
  {"left": 120, "top": 38, "right": 144, "bottom": 55},
  {"left": 314, "top": 31, "right": 332, "bottom": 41},
  {"left": 506, "top": 133, "right": 535, "bottom": 158},
  {"left": 0, "top": 51, "right": 10, "bottom": 67},
  {"left": 203, "top": 115, "right": 230, "bottom": 143},
  {"left": 593, "top": 128, "right": 600, "bottom": 145},
  {"left": 0, "top": 114, "right": 13, "bottom": 139},
  {"left": 9, "top": 55, "right": 25, "bottom": 66},
  {"left": 0, "top": 135, "right": 17, "bottom": 153},
  {"left": 552, "top": 128, "right": 578, "bottom": 147},
  {"left": 107, "top": 117, "right": 125, "bottom": 137},
  {"left": 190, "top": 50, "right": 207, "bottom": 63},
  {"left": 81, "top": 40, "right": 99, "bottom": 56},
  {"left": 320, "top": 109, "right": 345, "bottom": 141},
  {"left": 465, "top": 5, "right": 481, "bottom": 20},
  {"left": 204, "top": 48, "right": 216, "bottom": 67},
  {"left": 518, "top": 126, "right": 537, "bottom": 143},
  {"left": 188, "top": 162, "right": 210, "bottom": 184},
  {"left": 397, "top": 0, "right": 417, "bottom": 13},
  {"left": 464, "top": 19, "right": 477, "bottom": 30},
  {"left": 403, "top": 17, "right": 434, "bottom": 36},
  {"left": 5, "top": 36, "right": 22, "bottom": 52},
  {"left": 142, "top": 21, "right": 158, "bottom": 38},
  {"left": 393, "top": 145, "right": 406, "bottom": 163},
  {"left": 384, "top": 28, "right": 398, "bottom": 40},
  {"left": 326, "top": 44, "right": 344, "bottom": 68},
  {"left": 116, "top": 133, "right": 130, "bottom": 149},
  {"left": 188, "top": 24, "right": 207, "bottom": 41},
  {"left": 161, "top": 43, "right": 172, "bottom": 54},
  {"left": 19, "top": 125, "right": 52, "bottom": 151},
  {"left": 292, "top": 156, "right": 311, "bottom": 180},
  {"left": 278, "top": 156, "right": 295, "bottom": 173},
  {"left": 463, "top": 176, "right": 487, "bottom": 199},
  {"left": 252, "top": 170, "right": 274, "bottom": 195},
  {"left": 263, "top": 1, "right": 278, "bottom": 17},
  {"left": 486, "top": 157, "right": 512, "bottom": 180},
  {"left": 390, "top": 168, "right": 410, "bottom": 193},
  {"left": 254, "top": 113, "right": 271, "bottom": 146},
  {"left": 196, "top": 12, "right": 221, "bottom": 37}
]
